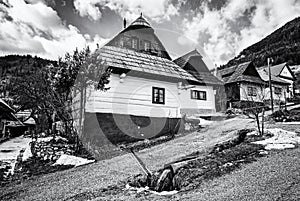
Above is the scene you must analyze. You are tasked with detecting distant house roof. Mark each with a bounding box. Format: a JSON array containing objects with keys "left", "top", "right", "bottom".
[
  {"left": 0, "top": 98, "right": 14, "bottom": 113},
  {"left": 218, "top": 61, "right": 265, "bottom": 85},
  {"left": 258, "top": 62, "right": 296, "bottom": 80},
  {"left": 0, "top": 98, "right": 19, "bottom": 121},
  {"left": 257, "top": 69, "right": 290, "bottom": 85},
  {"left": 97, "top": 46, "right": 199, "bottom": 82},
  {"left": 173, "top": 49, "right": 223, "bottom": 85}
]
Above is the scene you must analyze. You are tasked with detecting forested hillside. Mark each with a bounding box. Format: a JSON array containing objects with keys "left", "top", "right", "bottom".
[{"left": 220, "top": 17, "right": 300, "bottom": 69}]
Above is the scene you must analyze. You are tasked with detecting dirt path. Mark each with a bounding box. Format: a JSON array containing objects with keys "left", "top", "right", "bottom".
[{"left": 0, "top": 116, "right": 254, "bottom": 201}]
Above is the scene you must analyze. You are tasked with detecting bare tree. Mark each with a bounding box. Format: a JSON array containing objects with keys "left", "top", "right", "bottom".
[{"left": 241, "top": 85, "right": 268, "bottom": 135}]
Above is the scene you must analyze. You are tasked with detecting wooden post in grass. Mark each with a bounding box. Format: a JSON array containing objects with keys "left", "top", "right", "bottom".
[
  {"left": 129, "top": 148, "right": 152, "bottom": 177},
  {"left": 268, "top": 58, "right": 274, "bottom": 113}
]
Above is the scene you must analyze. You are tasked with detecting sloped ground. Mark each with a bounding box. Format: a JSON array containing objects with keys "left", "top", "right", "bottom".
[
  {"left": 1, "top": 117, "right": 299, "bottom": 201},
  {"left": 0, "top": 116, "right": 253, "bottom": 201}
]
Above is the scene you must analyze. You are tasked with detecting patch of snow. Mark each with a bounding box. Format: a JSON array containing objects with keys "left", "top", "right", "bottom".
[
  {"left": 125, "top": 184, "right": 178, "bottom": 196},
  {"left": 199, "top": 118, "right": 213, "bottom": 126},
  {"left": 36, "top": 136, "right": 68, "bottom": 143},
  {"left": 22, "top": 143, "right": 32, "bottom": 161},
  {"left": 252, "top": 128, "right": 300, "bottom": 150},
  {"left": 52, "top": 154, "right": 95, "bottom": 167},
  {"left": 276, "top": 122, "right": 300, "bottom": 125},
  {"left": 265, "top": 144, "right": 295, "bottom": 150}
]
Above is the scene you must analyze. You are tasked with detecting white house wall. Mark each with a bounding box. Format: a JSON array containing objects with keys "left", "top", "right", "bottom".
[
  {"left": 85, "top": 74, "right": 181, "bottom": 118},
  {"left": 264, "top": 84, "right": 287, "bottom": 102},
  {"left": 279, "top": 66, "right": 294, "bottom": 98},
  {"left": 178, "top": 85, "right": 216, "bottom": 114},
  {"left": 239, "top": 83, "right": 263, "bottom": 102}
]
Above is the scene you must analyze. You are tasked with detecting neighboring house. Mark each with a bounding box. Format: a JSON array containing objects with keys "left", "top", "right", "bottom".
[
  {"left": 173, "top": 49, "right": 223, "bottom": 114},
  {"left": 257, "top": 62, "right": 296, "bottom": 99},
  {"left": 257, "top": 69, "right": 290, "bottom": 103},
  {"left": 290, "top": 65, "right": 300, "bottom": 96},
  {"left": 73, "top": 14, "right": 215, "bottom": 156},
  {"left": 216, "top": 61, "right": 265, "bottom": 108},
  {"left": 0, "top": 98, "right": 20, "bottom": 139}
]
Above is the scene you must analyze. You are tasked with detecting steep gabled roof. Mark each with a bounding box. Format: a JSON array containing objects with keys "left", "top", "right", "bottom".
[
  {"left": 107, "top": 14, "right": 171, "bottom": 60},
  {"left": 97, "top": 46, "right": 199, "bottom": 82},
  {"left": 173, "top": 49, "right": 223, "bottom": 85},
  {"left": 257, "top": 62, "right": 287, "bottom": 76},
  {"left": 173, "top": 49, "right": 202, "bottom": 68},
  {"left": 218, "top": 61, "right": 264, "bottom": 85},
  {"left": 129, "top": 14, "right": 151, "bottom": 27},
  {"left": 257, "top": 69, "right": 290, "bottom": 85},
  {"left": 257, "top": 62, "right": 296, "bottom": 80}
]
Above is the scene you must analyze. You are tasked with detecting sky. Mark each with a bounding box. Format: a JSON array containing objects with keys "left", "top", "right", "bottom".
[{"left": 0, "top": 0, "right": 300, "bottom": 67}]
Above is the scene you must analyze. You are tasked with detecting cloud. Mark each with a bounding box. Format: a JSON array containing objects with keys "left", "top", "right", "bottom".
[
  {"left": 0, "top": 0, "right": 106, "bottom": 59},
  {"left": 73, "top": 0, "right": 180, "bottom": 22},
  {"left": 181, "top": 0, "right": 300, "bottom": 66}
]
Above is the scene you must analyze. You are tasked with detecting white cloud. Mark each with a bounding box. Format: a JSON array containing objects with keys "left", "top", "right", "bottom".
[
  {"left": 74, "top": 0, "right": 102, "bottom": 21},
  {"left": 73, "top": 0, "right": 179, "bottom": 22},
  {"left": 0, "top": 0, "right": 106, "bottom": 59},
  {"left": 182, "top": 0, "right": 300, "bottom": 66}
]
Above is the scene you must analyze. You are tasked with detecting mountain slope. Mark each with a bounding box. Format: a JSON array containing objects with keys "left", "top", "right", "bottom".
[{"left": 220, "top": 17, "right": 300, "bottom": 69}]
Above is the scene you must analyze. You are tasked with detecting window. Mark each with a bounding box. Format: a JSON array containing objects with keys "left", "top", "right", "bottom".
[
  {"left": 274, "top": 87, "right": 282, "bottom": 95},
  {"left": 131, "top": 37, "right": 138, "bottom": 49},
  {"left": 152, "top": 87, "right": 165, "bottom": 104},
  {"left": 191, "top": 90, "right": 207, "bottom": 100},
  {"left": 144, "top": 40, "right": 151, "bottom": 51},
  {"left": 120, "top": 38, "right": 124, "bottom": 47},
  {"left": 247, "top": 86, "right": 257, "bottom": 96}
]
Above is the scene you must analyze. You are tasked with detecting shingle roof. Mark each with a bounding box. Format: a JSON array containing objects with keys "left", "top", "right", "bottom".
[
  {"left": 173, "top": 49, "right": 202, "bottom": 68},
  {"left": 130, "top": 15, "right": 151, "bottom": 27},
  {"left": 258, "top": 62, "right": 287, "bottom": 76},
  {"left": 173, "top": 49, "right": 223, "bottom": 85},
  {"left": 218, "top": 61, "right": 265, "bottom": 84},
  {"left": 186, "top": 70, "right": 224, "bottom": 85},
  {"left": 97, "top": 46, "right": 199, "bottom": 82},
  {"left": 257, "top": 69, "right": 290, "bottom": 85}
]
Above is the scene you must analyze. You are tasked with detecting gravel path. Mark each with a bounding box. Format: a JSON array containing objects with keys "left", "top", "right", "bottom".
[{"left": 0, "top": 117, "right": 253, "bottom": 201}]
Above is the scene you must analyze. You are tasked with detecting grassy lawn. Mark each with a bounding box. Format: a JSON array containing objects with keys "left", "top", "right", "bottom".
[
  {"left": 1, "top": 116, "right": 299, "bottom": 201},
  {"left": 0, "top": 117, "right": 254, "bottom": 201}
]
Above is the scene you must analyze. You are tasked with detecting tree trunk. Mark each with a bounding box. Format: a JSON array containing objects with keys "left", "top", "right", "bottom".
[
  {"left": 261, "top": 108, "right": 265, "bottom": 135},
  {"left": 256, "top": 114, "right": 261, "bottom": 135}
]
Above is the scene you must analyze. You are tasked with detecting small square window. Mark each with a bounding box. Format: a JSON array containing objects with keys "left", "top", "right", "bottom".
[
  {"left": 274, "top": 87, "right": 282, "bottom": 95},
  {"left": 191, "top": 90, "right": 207, "bottom": 100},
  {"left": 247, "top": 86, "right": 257, "bottom": 96},
  {"left": 152, "top": 87, "right": 165, "bottom": 104}
]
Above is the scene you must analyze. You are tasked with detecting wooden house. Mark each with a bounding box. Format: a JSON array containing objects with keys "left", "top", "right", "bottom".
[
  {"left": 217, "top": 61, "right": 265, "bottom": 108},
  {"left": 257, "top": 63, "right": 296, "bottom": 99},
  {"left": 0, "top": 98, "right": 20, "bottom": 140},
  {"left": 257, "top": 69, "right": 290, "bottom": 103},
  {"left": 290, "top": 65, "right": 300, "bottom": 96},
  {"left": 72, "top": 14, "right": 217, "bottom": 157},
  {"left": 173, "top": 49, "right": 223, "bottom": 114}
]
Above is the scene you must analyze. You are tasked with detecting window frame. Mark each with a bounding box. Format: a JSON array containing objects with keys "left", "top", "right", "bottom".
[
  {"left": 152, "top": 87, "right": 165, "bottom": 104},
  {"left": 191, "top": 90, "right": 207, "bottom": 100},
  {"left": 131, "top": 37, "right": 139, "bottom": 49},
  {"left": 143, "top": 40, "right": 151, "bottom": 51},
  {"left": 274, "top": 87, "right": 282, "bottom": 95},
  {"left": 247, "top": 86, "right": 257, "bottom": 96}
]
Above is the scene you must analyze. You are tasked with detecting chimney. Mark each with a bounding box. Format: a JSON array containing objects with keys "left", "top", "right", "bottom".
[{"left": 123, "top": 18, "right": 126, "bottom": 29}]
